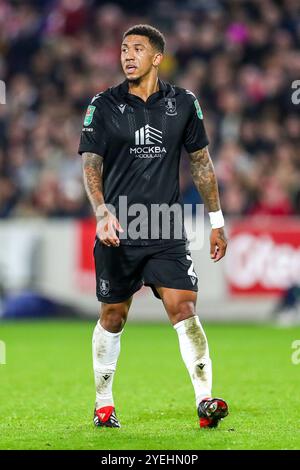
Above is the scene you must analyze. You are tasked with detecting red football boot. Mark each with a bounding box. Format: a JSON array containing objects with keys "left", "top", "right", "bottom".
[
  {"left": 198, "top": 397, "right": 229, "bottom": 428},
  {"left": 93, "top": 406, "right": 121, "bottom": 428}
]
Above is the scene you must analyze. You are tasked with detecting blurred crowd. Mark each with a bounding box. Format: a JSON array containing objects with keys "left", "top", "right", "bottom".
[{"left": 0, "top": 0, "right": 299, "bottom": 218}]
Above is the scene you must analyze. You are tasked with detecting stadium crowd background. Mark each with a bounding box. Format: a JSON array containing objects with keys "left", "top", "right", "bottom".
[{"left": 0, "top": 0, "right": 299, "bottom": 219}]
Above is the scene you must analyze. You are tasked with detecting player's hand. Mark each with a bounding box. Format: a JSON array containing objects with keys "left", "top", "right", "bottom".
[
  {"left": 96, "top": 208, "right": 124, "bottom": 247},
  {"left": 210, "top": 227, "right": 227, "bottom": 263}
]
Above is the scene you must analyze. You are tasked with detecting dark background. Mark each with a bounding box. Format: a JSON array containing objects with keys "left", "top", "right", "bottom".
[{"left": 0, "top": 0, "right": 299, "bottom": 218}]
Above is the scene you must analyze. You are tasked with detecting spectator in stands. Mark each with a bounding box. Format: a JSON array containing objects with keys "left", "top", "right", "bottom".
[{"left": 0, "top": 0, "right": 299, "bottom": 219}]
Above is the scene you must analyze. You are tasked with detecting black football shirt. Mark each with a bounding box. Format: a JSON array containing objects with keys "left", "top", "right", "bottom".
[{"left": 78, "top": 78, "right": 209, "bottom": 245}]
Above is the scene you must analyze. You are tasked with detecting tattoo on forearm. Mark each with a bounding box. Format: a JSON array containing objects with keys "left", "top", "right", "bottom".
[
  {"left": 82, "top": 152, "right": 104, "bottom": 215},
  {"left": 189, "top": 146, "right": 220, "bottom": 212}
]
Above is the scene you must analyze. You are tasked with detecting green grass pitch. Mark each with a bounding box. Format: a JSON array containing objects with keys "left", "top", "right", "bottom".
[{"left": 0, "top": 320, "right": 300, "bottom": 450}]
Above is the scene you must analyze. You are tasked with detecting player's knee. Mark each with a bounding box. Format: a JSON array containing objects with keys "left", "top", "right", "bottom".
[
  {"left": 172, "top": 301, "right": 195, "bottom": 324},
  {"left": 100, "top": 304, "right": 128, "bottom": 332}
]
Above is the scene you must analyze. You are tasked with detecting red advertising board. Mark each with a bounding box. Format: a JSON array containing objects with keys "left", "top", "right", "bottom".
[
  {"left": 76, "top": 218, "right": 96, "bottom": 292},
  {"left": 225, "top": 217, "right": 300, "bottom": 296}
]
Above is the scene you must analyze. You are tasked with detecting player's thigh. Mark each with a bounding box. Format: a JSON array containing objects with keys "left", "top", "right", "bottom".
[{"left": 94, "top": 239, "right": 144, "bottom": 303}]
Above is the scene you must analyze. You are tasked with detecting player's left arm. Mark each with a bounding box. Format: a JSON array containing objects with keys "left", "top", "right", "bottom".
[{"left": 189, "top": 146, "right": 227, "bottom": 262}]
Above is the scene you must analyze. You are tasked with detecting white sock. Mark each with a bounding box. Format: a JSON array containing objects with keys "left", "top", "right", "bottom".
[
  {"left": 174, "top": 316, "right": 212, "bottom": 407},
  {"left": 92, "top": 321, "right": 123, "bottom": 410}
]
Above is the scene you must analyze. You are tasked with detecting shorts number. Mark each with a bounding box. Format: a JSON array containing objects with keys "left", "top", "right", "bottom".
[{"left": 186, "top": 254, "right": 197, "bottom": 279}]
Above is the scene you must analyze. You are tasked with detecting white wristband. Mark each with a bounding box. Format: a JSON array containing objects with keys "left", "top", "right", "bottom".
[{"left": 208, "top": 210, "right": 224, "bottom": 229}]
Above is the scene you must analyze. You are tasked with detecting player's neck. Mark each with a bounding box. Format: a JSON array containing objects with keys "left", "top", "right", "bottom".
[{"left": 127, "top": 73, "right": 159, "bottom": 102}]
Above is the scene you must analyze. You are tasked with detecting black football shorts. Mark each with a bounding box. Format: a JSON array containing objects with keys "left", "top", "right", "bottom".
[{"left": 93, "top": 239, "right": 198, "bottom": 303}]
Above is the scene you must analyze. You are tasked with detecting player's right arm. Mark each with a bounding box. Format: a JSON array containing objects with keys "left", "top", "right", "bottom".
[
  {"left": 82, "top": 153, "right": 123, "bottom": 247},
  {"left": 79, "top": 97, "right": 123, "bottom": 247}
]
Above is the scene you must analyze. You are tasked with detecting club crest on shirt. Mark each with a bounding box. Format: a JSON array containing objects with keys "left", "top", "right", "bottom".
[
  {"left": 165, "top": 98, "right": 177, "bottom": 116},
  {"left": 99, "top": 278, "right": 110, "bottom": 296}
]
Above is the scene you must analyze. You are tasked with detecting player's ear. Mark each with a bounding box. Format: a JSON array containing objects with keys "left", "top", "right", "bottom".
[{"left": 153, "top": 52, "right": 163, "bottom": 67}]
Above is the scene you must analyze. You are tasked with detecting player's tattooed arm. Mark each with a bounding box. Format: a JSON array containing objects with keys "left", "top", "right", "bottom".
[
  {"left": 189, "top": 146, "right": 227, "bottom": 262},
  {"left": 82, "top": 152, "right": 123, "bottom": 247},
  {"left": 82, "top": 152, "right": 104, "bottom": 215},
  {"left": 189, "top": 146, "right": 220, "bottom": 212}
]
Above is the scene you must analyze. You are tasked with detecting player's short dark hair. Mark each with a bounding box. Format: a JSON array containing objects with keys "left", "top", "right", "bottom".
[{"left": 123, "top": 24, "right": 165, "bottom": 53}]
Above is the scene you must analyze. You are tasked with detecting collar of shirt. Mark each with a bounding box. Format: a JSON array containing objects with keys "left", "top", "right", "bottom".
[{"left": 119, "top": 78, "right": 168, "bottom": 105}]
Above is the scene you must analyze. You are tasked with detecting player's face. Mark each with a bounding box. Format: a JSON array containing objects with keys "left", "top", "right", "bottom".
[{"left": 121, "top": 35, "right": 162, "bottom": 82}]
